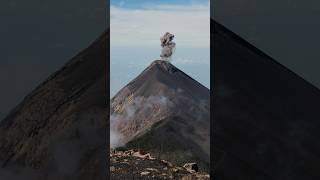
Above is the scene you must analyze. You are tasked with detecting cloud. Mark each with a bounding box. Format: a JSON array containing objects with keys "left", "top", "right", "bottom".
[
  {"left": 110, "top": 3, "right": 210, "bottom": 48},
  {"left": 174, "top": 57, "right": 210, "bottom": 65},
  {"left": 110, "top": 95, "right": 172, "bottom": 148}
]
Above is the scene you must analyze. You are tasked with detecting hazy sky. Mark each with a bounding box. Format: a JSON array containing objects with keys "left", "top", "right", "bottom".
[
  {"left": 111, "top": 0, "right": 209, "bottom": 48},
  {"left": 111, "top": 0, "right": 210, "bottom": 97},
  {"left": 213, "top": 0, "right": 320, "bottom": 89},
  {"left": 0, "top": 0, "right": 107, "bottom": 120}
]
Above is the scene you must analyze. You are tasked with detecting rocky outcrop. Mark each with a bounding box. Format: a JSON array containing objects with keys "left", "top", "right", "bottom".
[{"left": 110, "top": 149, "right": 210, "bottom": 179}]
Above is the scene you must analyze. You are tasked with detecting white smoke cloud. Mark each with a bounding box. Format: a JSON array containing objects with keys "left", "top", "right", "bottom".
[
  {"left": 110, "top": 95, "right": 172, "bottom": 148},
  {"left": 160, "top": 32, "right": 176, "bottom": 61},
  {"left": 110, "top": 127, "right": 124, "bottom": 148}
]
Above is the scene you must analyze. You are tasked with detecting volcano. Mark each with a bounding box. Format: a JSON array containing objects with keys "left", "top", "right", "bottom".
[
  {"left": 111, "top": 60, "right": 210, "bottom": 171},
  {"left": 0, "top": 31, "right": 108, "bottom": 180},
  {"left": 213, "top": 20, "right": 320, "bottom": 179}
]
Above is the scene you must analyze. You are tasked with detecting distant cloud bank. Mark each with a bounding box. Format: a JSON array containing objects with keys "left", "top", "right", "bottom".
[{"left": 111, "top": 2, "right": 210, "bottom": 48}]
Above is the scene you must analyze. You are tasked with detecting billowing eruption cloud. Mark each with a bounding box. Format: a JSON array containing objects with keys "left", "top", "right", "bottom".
[{"left": 160, "top": 32, "right": 176, "bottom": 61}]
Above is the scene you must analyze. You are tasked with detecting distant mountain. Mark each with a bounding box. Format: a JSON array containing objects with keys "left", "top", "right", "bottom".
[
  {"left": 0, "top": 30, "right": 108, "bottom": 180},
  {"left": 111, "top": 60, "right": 210, "bottom": 171},
  {"left": 213, "top": 20, "right": 320, "bottom": 179}
]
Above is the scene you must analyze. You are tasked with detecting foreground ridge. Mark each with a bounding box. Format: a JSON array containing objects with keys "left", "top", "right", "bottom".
[{"left": 110, "top": 149, "right": 210, "bottom": 180}]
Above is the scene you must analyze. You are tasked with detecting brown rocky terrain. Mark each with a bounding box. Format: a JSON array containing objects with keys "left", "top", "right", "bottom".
[{"left": 110, "top": 149, "right": 210, "bottom": 180}]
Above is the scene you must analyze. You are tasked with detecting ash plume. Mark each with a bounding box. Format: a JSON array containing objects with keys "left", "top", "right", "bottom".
[{"left": 160, "top": 32, "right": 176, "bottom": 61}]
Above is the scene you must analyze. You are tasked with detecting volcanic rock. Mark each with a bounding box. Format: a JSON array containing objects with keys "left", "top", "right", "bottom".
[
  {"left": 110, "top": 149, "right": 210, "bottom": 180},
  {"left": 183, "top": 163, "right": 198, "bottom": 173}
]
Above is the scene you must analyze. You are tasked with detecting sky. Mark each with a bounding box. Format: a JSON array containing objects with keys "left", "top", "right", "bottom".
[
  {"left": 213, "top": 0, "right": 320, "bottom": 89},
  {"left": 0, "top": 0, "right": 107, "bottom": 120},
  {"left": 110, "top": 0, "right": 210, "bottom": 97},
  {"left": 112, "top": 0, "right": 209, "bottom": 9}
]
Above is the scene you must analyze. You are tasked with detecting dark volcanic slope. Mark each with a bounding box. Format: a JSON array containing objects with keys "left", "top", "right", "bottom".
[
  {"left": 0, "top": 31, "right": 108, "bottom": 180},
  {"left": 213, "top": 20, "right": 320, "bottom": 180},
  {"left": 111, "top": 60, "right": 210, "bottom": 170}
]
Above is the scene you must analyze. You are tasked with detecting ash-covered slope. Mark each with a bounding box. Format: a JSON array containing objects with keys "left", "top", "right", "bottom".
[
  {"left": 111, "top": 60, "right": 210, "bottom": 170},
  {"left": 0, "top": 30, "right": 108, "bottom": 180},
  {"left": 213, "top": 20, "right": 320, "bottom": 180}
]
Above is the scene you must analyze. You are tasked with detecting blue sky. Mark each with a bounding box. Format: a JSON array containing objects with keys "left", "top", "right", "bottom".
[
  {"left": 111, "top": 0, "right": 210, "bottom": 97},
  {"left": 111, "top": 0, "right": 209, "bottom": 9}
]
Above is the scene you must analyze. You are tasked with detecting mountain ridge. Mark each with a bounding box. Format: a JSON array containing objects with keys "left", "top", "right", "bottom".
[
  {"left": 111, "top": 59, "right": 210, "bottom": 171},
  {"left": 213, "top": 19, "right": 320, "bottom": 179},
  {"left": 0, "top": 30, "right": 109, "bottom": 180},
  {"left": 212, "top": 20, "right": 320, "bottom": 92}
]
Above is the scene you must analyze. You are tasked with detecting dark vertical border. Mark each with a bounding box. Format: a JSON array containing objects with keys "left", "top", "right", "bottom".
[
  {"left": 210, "top": 0, "right": 214, "bottom": 179},
  {"left": 106, "top": 0, "right": 111, "bottom": 179}
]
